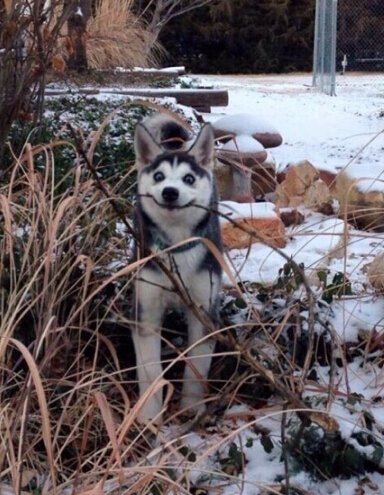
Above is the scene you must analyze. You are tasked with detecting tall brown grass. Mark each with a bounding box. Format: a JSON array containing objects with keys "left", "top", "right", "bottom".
[
  {"left": 87, "top": 0, "right": 163, "bottom": 70},
  {"left": 1, "top": 110, "right": 382, "bottom": 494},
  {"left": 0, "top": 125, "right": 299, "bottom": 494}
]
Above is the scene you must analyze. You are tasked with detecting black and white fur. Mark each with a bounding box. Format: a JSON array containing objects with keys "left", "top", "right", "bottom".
[{"left": 132, "top": 115, "right": 222, "bottom": 423}]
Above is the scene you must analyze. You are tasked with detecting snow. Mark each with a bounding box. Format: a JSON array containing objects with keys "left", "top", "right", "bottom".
[
  {"left": 219, "top": 201, "right": 277, "bottom": 222},
  {"left": 221, "top": 134, "right": 266, "bottom": 153},
  {"left": 222, "top": 211, "right": 348, "bottom": 285},
  {"left": 200, "top": 73, "right": 384, "bottom": 173},
  {"left": 330, "top": 297, "right": 384, "bottom": 342},
  {"left": 341, "top": 162, "right": 384, "bottom": 193},
  {"left": 213, "top": 113, "right": 280, "bottom": 135},
  {"left": 112, "top": 66, "right": 185, "bottom": 74},
  {"left": 40, "top": 72, "right": 384, "bottom": 495},
  {"left": 186, "top": 73, "right": 384, "bottom": 494}
]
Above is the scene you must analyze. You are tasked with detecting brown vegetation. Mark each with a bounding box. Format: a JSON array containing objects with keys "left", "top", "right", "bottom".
[{"left": 87, "top": 0, "right": 163, "bottom": 70}]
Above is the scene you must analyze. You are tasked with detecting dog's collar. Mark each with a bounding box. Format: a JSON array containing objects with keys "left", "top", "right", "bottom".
[{"left": 152, "top": 237, "right": 201, "bottom": 254}]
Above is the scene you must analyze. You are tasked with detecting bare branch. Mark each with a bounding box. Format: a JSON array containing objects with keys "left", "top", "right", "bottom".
[{"left": 135, "top": 0, "right": 223, "bottom": 42}]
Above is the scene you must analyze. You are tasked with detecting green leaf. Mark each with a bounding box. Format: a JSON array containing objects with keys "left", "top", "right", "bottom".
[
  {"left": 260, "top": 434, "right": 274, "bottom": 454},
  {"left": 372, "top": 444, "right": 384, "bottom": 465},
  {"left": 245, "top": 438, "right": 254, "bottom": 448},
  {"left": 317, "top": 269, "right": 328, "bottom": 284},
  {"left": 235, "top": 297, "right": 247, "bottom": 309}
]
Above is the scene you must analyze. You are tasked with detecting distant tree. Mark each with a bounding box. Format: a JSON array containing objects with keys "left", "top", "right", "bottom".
[
  {"left": 0, "top": 0, "right": 73, "bottom": 165},
  {"left": 133, "top": 0, "right": 228, "bottom": 46},
  {"left": 159, "top": 0, "right": 315, "bottom": 74}
]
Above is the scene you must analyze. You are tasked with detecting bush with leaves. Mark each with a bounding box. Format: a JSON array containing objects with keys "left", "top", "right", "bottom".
[{"left": 3, "top": 96, "right": 153, "bottom": 190}]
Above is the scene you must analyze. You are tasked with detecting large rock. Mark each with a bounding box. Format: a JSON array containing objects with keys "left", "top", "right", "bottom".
[
  {"left": 333, "top": 164, "right": 384, "bottom": 231},
  {"left": 275, "top": 160, "right": 333, "bottom": 212},
  {"left": 212, "top": 113, "right": 281, "bottom": 202},
  {"left": 219, "top": 201, "right": 286, "bottom": 249},
  {"left": 214, "top": 157, "right": 277, "bottom": 202},
  {"left": 366, "top": 252, "right": 384, "bottom": 290}
]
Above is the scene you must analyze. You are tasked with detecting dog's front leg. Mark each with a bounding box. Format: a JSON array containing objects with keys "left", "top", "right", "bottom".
[
  {"left": 132, "top": 329, "right": 163, "bottom": 423},
  {"left": 132, "top": 279, "right": 165, "bottom": 423},
  {"left": 180, "top": 309, "right": 215, "bottom": 415}
]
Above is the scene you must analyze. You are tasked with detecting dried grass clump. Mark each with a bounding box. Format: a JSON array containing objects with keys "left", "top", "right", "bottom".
[
  {"left": 0, "top": 136, "right": 141, "bottom": 491},
  {"left": 87, "top": 0, "right": 163, "bottom": 70}
]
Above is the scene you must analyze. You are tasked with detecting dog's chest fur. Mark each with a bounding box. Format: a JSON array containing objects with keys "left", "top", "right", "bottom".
[{"left": 139, "top": 244, "right": 213, "bottom": 311}]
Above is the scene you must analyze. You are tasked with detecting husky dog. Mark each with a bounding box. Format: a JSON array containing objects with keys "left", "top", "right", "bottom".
[{"left": 132, "top": 115, "right": 222, "bottom": 423}]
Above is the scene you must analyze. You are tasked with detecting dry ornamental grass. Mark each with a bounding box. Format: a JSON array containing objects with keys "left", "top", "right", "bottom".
[{"left": 87, "top": 0, "right": 163, "bottom": 70}]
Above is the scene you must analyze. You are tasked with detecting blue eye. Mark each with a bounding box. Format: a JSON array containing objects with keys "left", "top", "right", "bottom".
[
  {"left": 153, "top": 171, "right": 165, "bottom": 182},
  {"left": 183, "top": 174, "right": 195, "bottom": 185}
]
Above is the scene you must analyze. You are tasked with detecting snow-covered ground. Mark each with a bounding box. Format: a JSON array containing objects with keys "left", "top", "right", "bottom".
[
  {"left": 203, "top": 72, "right": 384, "bottom": 303},
  {"left": 201, "top": 72, "right": 384, "bottom": 172},
  {"left": 45, "top": 72, "right": 384, "bottom": 495},
  {"left": 175, "top": 73, "right": 384, "bottom": 495}
]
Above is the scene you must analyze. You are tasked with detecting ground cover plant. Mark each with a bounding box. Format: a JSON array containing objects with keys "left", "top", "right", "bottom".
[
  {"left": 1, "top": 80, "right": 384, "bottom": 494},
  {"left": 4, "top": 96, "right": 150, "bottom": 187}
]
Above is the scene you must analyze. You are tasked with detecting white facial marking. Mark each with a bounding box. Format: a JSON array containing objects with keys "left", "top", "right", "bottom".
[{"left": 138, "top": 157, "right": 212, "bottom": 240}]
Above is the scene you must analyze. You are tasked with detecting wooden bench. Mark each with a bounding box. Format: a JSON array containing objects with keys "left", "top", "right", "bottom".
[{"left": 45, "top": 88, "right": 229, "bottom": 112}]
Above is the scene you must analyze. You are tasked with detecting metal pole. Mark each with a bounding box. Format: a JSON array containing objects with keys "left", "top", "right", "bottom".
[
  {"left": 319, "top": 0, "right": 326, "bottom": 92},
  {"left": 312, "top": 0, "right": 321, "bottom": 86},
  {"left": 330, "top": 0, "right": 338, "bottom": 96}
]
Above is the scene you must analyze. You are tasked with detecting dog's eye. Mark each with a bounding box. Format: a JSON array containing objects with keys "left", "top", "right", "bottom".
[
  {"left": 153, "top": 171, "right": 165, "bottom": 182},
  {"left": 183, "top": 174, "right": 195, "bottom": 185}
]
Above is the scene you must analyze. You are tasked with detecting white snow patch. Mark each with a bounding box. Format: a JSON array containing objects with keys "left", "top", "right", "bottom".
[
  {"left": 219, "top": 201, "right": 277, "bottom": 223},
  {"left": 223, "top": 211, "right": 346, "bottom": 285},
  {"left": 330, "top": 297, "right": 384, "bottom": 342},
  {"left": 221, "top": 134, "right": 266, "bottom": 153},
  {"left": 342, "top": 162, "right": 384, "bottom": 193},
  {"left": 202, "top": 73, "right": 384, "bottom": 172},
  {"left": 213, "top": 113, "right": 280, "bottom": 135}
]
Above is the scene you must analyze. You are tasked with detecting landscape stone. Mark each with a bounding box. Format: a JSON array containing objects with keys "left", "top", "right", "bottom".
[{"left": 334, "top": 169, "right": 384, "bottom": 231}]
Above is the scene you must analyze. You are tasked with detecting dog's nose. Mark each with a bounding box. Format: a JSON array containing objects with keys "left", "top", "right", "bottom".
[{"left": 162, "top": 187, "right": 179, "bottom": 202}]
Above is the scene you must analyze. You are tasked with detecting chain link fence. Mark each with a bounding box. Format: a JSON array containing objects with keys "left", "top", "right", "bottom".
[
  {"left": 337, "top": 0, "right": 384, "bottom": 74},
  {"left": 313, "top": 0, "right": 384, "bottom": 95}
]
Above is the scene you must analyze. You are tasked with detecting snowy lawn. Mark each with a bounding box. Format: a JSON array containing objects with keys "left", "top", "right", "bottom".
[
  {"left": 174, "top": 73, "right": 384, "bottom": 495},
  {"left": 201, "top": 72, "right": 384, "bottom": 171}
]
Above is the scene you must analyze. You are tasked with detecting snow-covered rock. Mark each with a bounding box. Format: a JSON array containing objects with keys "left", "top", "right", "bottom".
[
  {"left": 219, "top": 201, "right": 286, "bottom": 249},
  {"left": 334, "top": 164, "right": 384, "bottom": 231},
  {"left": 213, "top": 113, "right": 283, "bottom": 148},
  {"left": 275, "top": 160, "right": 333, "bottom": 212}
]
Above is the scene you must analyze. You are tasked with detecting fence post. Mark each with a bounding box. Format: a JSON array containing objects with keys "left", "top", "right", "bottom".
[
  {"left": 312, "top": 0, "right": 320, "bottom": 87},
  {"left": 312, "top": 0, "right": 338, "bottom": 96},
  {"left": 330, "top": 0, "right": 338, "bottom": 96}
]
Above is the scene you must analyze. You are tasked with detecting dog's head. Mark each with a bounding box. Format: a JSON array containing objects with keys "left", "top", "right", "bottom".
[{"left": 134, "top": 122, "right": 216, "bottom": 219}]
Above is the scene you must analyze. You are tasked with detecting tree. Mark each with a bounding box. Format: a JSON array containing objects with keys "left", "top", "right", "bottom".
[
  {"left": 0, "top": 0, "right": 74, "bottom": 166},
  {"left": 159, "top": 0, "right": 315, "bottom": 74},
  {"left": 64, "top": 0, "right": 92, "bottom": 71},
  {"left": 133, "top": 0, "right": 227, "bottom": 46},
  {"left": 337, "top": 0, "right": 384, "bottom": 68}
]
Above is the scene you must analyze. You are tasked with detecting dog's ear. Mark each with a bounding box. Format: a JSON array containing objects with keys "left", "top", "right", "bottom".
[
  {"left": 134, "top": 123, "right": 163, "bottom": 168},
  {"left": 188, "top": 124, "right": 215, "bottom": 169}
]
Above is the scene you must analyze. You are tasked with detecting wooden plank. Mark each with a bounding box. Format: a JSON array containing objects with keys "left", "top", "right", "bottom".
[
  {"left": 44, "top": 88, "right": 229, "bottom": 110},
  {"left": 45, "top": 88, "right": 100, "bottom": 96},
  {"left": 100, "top": 89, "right": 229, "bottom": 108},
  {"left": 97, "top": 67, "right": 186, "bottom": 76}
]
